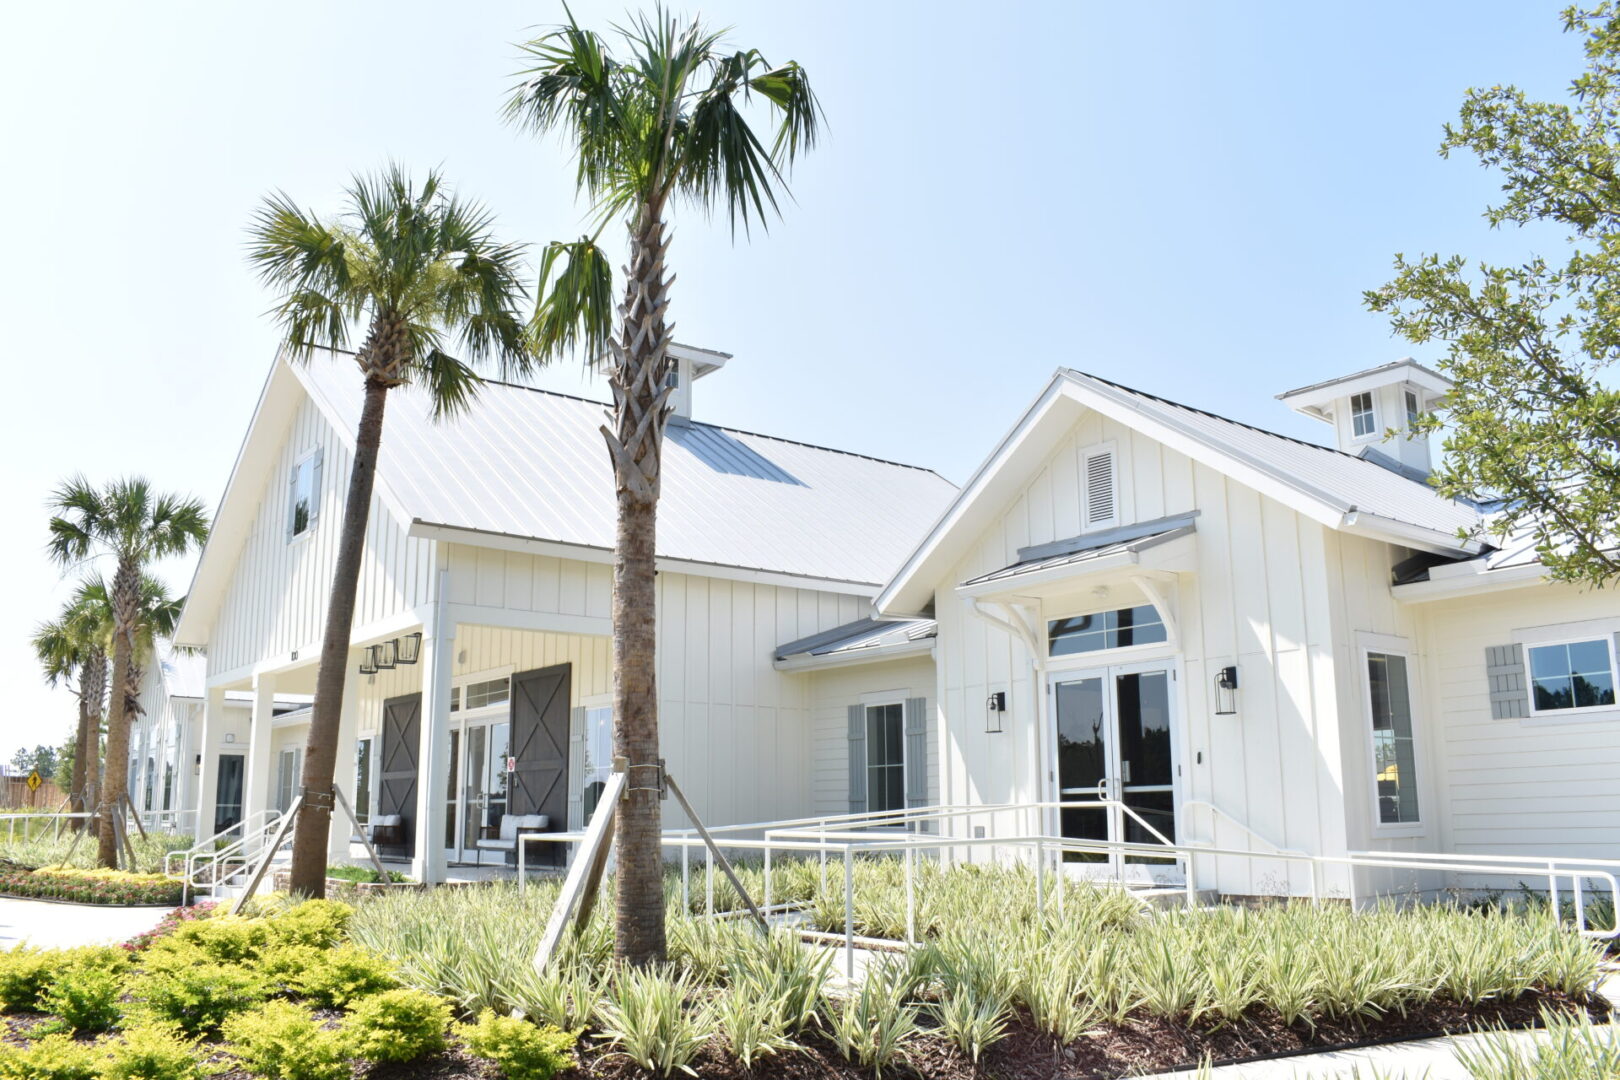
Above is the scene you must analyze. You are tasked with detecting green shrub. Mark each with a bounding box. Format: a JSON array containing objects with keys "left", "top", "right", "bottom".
[
  {"left": 325, "top": 865, "right": 408, "bottom": 884},
  {"left": 1455, "top": 1006, "right": 1620, "bottom": 1078},
  {"left": 821, "top": 963, "right": 919, "bottom": 1077},
  {"left": 454, "top": 1009, "right": 576, "bottom": 1080},
  {"left": 290, "top": 944, "right": 397, "bottom": 1008},
  {"left": 131, "top": 963, "right": 270, "bottom": 1036},
  {"left": 714, "top": 988, "right": 796, "bottom": 1070},
  {"left": 99, "top": 1024, "right": 205, "bottom": 1080},
  {"left": 159, "top": 915, "right": 270, "bottom": 963},
  {"left": 341, "top": 988, "right": 450, "bottom": 1064},
  {"left": 223, "top": 1000, "right": 349, "bottom": 1080},
  {"left": 264, "top": 900, "right": 353, "bottom": 949},
  {"left": 0, "top": 1031, "right": 99, "bottom": 1080},
  {"left": 596, "top": 967, "right": 714, "bottom": 1078},
  {"left": 253, "top": 944, "right": 325, "bottom": 997},
  {"left": 0, "top": 946, "right": 54, "bottom": 1012},
  {"left": 41, "top": 964, "right": 122, "bottom": 1034}
]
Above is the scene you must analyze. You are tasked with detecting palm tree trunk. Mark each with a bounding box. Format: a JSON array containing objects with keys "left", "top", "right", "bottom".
[
  {"left": 290, "top": 375, "right": 389, "bottom": 897},
  {"left": 100, "top": 563, "right": 138, "bottom": 868},
  {"left": 85, "top": 651, "right": 105, "bottom": 830},
  {"left": 70, "top": 666, "right": 92, "bottom": 831},
  {"left": 610, "top": 211, "right": 674, "bottom": 965}
]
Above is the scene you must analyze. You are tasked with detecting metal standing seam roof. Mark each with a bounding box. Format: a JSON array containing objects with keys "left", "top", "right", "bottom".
[
  {"left": 960, "top": 521, "right": 1197, "bottom": 588},
  {"left": 296, "top": 358, "right": 960, "bottom": 588},
  {"left": 774, "top": 617, "right": 937, "bottom": 661},
  {"left": 1065, "top": 370, "right": 1483, "bottom": 539}
]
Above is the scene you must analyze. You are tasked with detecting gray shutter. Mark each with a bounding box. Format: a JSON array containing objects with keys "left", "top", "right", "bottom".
[
  {"left": 1485, "top": 644, "right": 1529, "bottom": 720},
  {"left": 567, "top": 707, "right": 585, "bottom": 831},
  {"left": 847, "top": 705, "right": 866, "bottom": 815},
  {"left": 309, "top": 448, "right": 325, "bottom": 525},
  {"left": 904, "top": 698, "right": 928, "bottom": 808}
]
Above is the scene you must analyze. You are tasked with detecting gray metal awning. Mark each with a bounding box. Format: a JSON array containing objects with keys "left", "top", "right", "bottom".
[{"left": 958, "top": 513, "right": 1198, "bottom": 595}]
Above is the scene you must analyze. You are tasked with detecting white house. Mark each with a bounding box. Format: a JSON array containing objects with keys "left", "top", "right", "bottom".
[{"left": 160, "top": 349, "right": 1619, "bottom": 899}]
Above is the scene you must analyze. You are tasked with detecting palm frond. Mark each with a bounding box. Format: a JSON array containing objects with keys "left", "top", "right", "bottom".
[
  {"left": 530, "top": 238, "right": 615, "bottom": 365},
  {"left": 418, "top": 349, "right": 485, "bottom": 420}
]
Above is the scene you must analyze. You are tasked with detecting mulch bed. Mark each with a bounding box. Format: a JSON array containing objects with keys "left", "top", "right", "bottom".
[{"left": 3, "top": 992, "right": 1607, "bottom": 1078}]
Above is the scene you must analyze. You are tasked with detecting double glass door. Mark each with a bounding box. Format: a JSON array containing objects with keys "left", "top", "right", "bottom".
[
  {"left": 1052, "top": 662, "right": 1180, "bottom": 884},
  {"left": 445, "top": 718, "right": 511, "bottom": 865}
]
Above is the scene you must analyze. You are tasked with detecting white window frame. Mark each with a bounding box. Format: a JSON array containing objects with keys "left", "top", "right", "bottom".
[
  {"left": 859, "top": 689, "right": 916, "bottom": 818},
  {"left": 577, "top": 693, "right": 613, "bottom": 825},
  {"left": 353, "top": 736, "right": 376, "bottom": 823},
  {"left": 1349, "top": 391, "right": 1378, "bottom": 441},
  {"left": 450, "top": 666, "right": 515, "bottom": 716},
  {"left": 1404, "top": 389, "right": 1421, "bottom": 429},
  {"left": 1044, "top": 602, "right": 1171, "bottom": 666},
  {"left": 1080, "top": 440, "right": 1120, "bottom": 532},
  {"left": 1523, "top": 634, "right": 1619, "bottom": 718},
  {"left": 1357, "top": 632, "right": 1425, "bottom": 838},
  {"left": 286, "top": 447, "right": 322, "bottom": 544}
]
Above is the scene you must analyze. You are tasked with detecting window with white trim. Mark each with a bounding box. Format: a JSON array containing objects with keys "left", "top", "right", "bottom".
[
  {"left": 1350, "top": 392, "right": 1377, "bottom": 439},
  {"left": 581, "top": 705, "right": 613, "bottom": 823},
  {"left": 276, "top": 747, "right": 303, "bottom": 814},
  {"left": 1366, "top": 651, "right": 1419, "bottom": 827},
  {"left": 286, "top": 449, "right": 322, "bottom": 540},
  {"left": 1048, "top": 605, "right": 1166, "bottom": 657},
  {"left": 1404, "top": 390, "right": 1420, "bottom": 428},
  {"left": 1528, "top": 638, "right": 1616, "bottom": 714},
  {"left": 865, "top": 702, "right": 905, "bottom": 814},
  {"left": 353, "top": 738, "right": 373, "bottom": 825},
  {"left": 451, "top": 677, "right": 510, "bottom": 713}
]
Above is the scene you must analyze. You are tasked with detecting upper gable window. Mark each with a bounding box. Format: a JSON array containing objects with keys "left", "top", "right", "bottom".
[
  {"left": 286, "top": 449, "right": 323, "bottom": 541},
  {"left": 1350, "top": 392, "right": 1377, "bottom": 439},
  {"left": 1404, "top": 390, "right": 1421, "bottom": 429},
  {"left": 1081, "top": 444, "right": 1118, "bottom": 530}
]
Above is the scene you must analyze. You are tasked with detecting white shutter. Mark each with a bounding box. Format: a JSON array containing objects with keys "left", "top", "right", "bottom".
[
  {"left": 1083, "top": 448, "right": 1117, "bottom": 529},
  {"left": 309, "top": 448, "right": 325, "bottom": 525}
]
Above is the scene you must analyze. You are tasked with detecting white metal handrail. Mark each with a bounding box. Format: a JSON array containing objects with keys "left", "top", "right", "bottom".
[
  {"left": 0, "top": 812, "right": 96, "bottom": 847},
  {"left": 165, "top": 811, "right": 274, "bottom": 878},
  {"left": 178, "top": 811, "right": 284, "bottom": 898}
]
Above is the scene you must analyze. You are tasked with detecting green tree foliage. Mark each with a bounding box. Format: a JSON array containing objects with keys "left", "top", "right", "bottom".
[
  {"left": 8, "top": 745, "right": 57, "bottom": 779},
  {"left": 1367, "top": 5, "right": 1620, "bottom": 586}
]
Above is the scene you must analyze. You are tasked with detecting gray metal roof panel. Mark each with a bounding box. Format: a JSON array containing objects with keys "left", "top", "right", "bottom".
[
  {"left": 774, "top": 617, "right": 937, "bottom": 660},
  {"left": 961, "top": 523, "right": 1196, "bottom": 587},
  {"left": 299, "top": 360, "right": 959, "bottom": 587}
]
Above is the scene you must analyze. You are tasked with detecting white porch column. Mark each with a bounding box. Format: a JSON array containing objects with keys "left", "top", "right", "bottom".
[
  {"left": 179, "top": 702, "right": 202, "bottom": 827},
  {"left": 243, "top": 674, "right": 279, "bottom": 821},
  {"left": 327, "top": 647, "right": 364, "bottom": 864},
  {"left": 193, "top": 687, "right": 226, "bottom": 843},
  {"left": 412, "top": 575, "right": 455, "bottom": 884}
]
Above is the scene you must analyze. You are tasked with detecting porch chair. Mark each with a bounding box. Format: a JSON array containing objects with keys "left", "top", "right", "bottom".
[{"left": 477, "top": 813, "right": 551, "bottom": 866}]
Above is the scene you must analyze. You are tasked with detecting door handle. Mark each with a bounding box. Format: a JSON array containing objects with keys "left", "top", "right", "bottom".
[{"left": 1121, "top": 761, "right": 1131, "bottom": 784}]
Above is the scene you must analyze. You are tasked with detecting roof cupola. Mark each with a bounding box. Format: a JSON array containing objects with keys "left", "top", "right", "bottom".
[
  {"left": 665, "top": 343, "right": 731, "bottom": 425},
  {"left": 1277, "top": 359, "right": 1452, "bottom": 477}
]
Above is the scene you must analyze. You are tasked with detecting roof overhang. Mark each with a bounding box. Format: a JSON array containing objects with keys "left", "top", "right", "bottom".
[
  {"left": 877, "top": 369, "right": 1479, "bottom": 615},
  {"left": 956, "top": 524, "right": 1197, "bottom": 601},
  {"left": 772, "top": 636, "right": 935, "bottom": 673},
  {"left": 668, "top": 342, "right": 731, "bottom": 380},
  {"left": 1391, "top": 558, "right": 1548, "bottom": 602},
  {"left": 1278, "top": 360, "right": 1453, "bottom": 423}
]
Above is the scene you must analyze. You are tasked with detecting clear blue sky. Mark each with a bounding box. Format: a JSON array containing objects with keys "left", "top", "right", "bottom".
[{"left": 0, "top": 1, "right": 1586, "bottom": 756}]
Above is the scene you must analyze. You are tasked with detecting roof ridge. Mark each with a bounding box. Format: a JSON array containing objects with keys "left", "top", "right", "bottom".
[{"left": 477, "top": 376, "right": 952, "bottom": 480}]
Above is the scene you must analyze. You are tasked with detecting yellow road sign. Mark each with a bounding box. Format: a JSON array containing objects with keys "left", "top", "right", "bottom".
[{"left": 24, "top": 771, "right": 42, "bottom": 792}]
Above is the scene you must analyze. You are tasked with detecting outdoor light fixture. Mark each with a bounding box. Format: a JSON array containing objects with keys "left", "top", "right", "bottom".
[
  {"left": 985, "top": 690, "right": 1006, "bottom": 734},
  {"left": 376, "top": 639, "right": 398, "bottom": 670},
  {"left": 395, "top": 632, "right": 422, "bottom": 665},
  {"left": 1214, "top": 665, "right": 1239, "bottom": 715},
  {"left": 358, "top": 648, "right": 378, "bottom": 676}
]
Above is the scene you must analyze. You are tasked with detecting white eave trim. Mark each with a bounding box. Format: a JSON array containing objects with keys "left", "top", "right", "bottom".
[
  {"left": 1392, "top": 560, "right": 1547, "bottom": 602},
  {"left": 772, "top": 637, "right": 935, "bottom": 673},
  {"left": 1339, "top": 510, "right": 1483, "bottom": 557},
  {"left": 408, "top": 521, "right": 883, "bottom": 597}
]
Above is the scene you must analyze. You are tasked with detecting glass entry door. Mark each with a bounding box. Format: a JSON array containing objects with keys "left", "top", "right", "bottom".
[
  {"left": 448, "top": 718, "right": 512, "bottom": 865},
  {"left": 1051, "top": 662, "right": 1180, "bottom": 884}
]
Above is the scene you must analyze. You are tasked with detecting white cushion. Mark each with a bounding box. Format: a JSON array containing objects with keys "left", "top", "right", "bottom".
[{"left": 373, "top": 814, "right": 403, "bottom": 828}]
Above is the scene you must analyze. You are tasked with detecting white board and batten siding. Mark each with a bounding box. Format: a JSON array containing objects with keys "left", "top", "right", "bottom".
[
  {"left": 1415, "top": 585, "right": 1620, "bottom": 885},
  {"left": 932, "top": 406, "right": 1399, "bottom": 898},
  {"left": 209, "top": 394, "right": 436, "bottom": 680}
]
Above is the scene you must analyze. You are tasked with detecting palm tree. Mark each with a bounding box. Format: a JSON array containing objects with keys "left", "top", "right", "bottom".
[
  {"left": 31, "top": 585, "right": 110, "bottom": 830},
  {"left": 246, "top": 165, "right": 532, "bottom": 897},
  {"left": 508, "top": 9, "right": 820, "bottom": 964},
  {"left": 47, "top": 478, "right": 208, "bottom": 867}
]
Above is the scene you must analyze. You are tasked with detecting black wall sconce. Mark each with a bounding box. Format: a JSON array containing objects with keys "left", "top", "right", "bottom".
[
  {"left": 375, "top": 639, "right": 398, "bottom": 670},
  {"left": 985, "top": 690, "right": 1006, "bottom": 733},
  {"left": 358, "top": 648, "right": 378, "bottom": 676},
  {"left": 396, "top": 632, "right": 422, "bottom": 665},
  {"left": 358, "top": 632, "right": 422, "bottom": 675},
  {"left": 1214, "top": 665, "right": 1239, "bottom": 715}
]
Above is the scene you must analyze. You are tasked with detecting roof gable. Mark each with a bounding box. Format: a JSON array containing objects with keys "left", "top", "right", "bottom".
[{"left": 876, "top": 368, "right": 1484, "bottom": 615}]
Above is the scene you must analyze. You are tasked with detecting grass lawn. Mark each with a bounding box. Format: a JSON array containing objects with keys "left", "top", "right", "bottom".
[
  {"left": 0, "top": 860, "right": 1610, "bottom": 1079},
  {"left": 0, "top": 829, "right": 193, "bottom": 877}
]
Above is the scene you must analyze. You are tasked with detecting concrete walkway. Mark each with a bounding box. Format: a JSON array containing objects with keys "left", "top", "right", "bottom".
[{"left": 0, "top": 896, "right": 169, "bottom": 950}]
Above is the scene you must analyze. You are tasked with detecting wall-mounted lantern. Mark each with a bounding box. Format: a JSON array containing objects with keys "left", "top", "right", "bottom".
[
  {"left": 358, "top": 648, "right": 379, "bottom": 676},
  {"left": 396, "top": 632, "right": 423, "bottom": 665},
  {"left": 1214, "top": 665, "right": 1239, "bottom": 715},
  {"left": 985, "top": 690, "right": 1006, "bottom": 733},
  {"left": 375, "top": 639, "right": 398, "bottom": 670}
]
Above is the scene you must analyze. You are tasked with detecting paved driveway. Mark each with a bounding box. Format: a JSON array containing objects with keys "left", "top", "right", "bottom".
[{"left": 0, "top": 897, "right": 168, "bottom": 950}]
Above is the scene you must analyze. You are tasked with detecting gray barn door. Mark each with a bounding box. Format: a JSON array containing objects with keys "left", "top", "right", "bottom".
[
  {"left": 510, "top": 665, "right": 571, "bottom": 864},
  {"left": 379, "top": 693, "right": 422, "bottom": 857}
]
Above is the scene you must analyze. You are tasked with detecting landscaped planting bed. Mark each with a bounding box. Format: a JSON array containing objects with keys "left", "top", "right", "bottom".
[
  {"left": 343, "top": 859, "right": 1614, "bottom": 1079},
  {"left": 0, "top": 866, "right": 182, "bottom": 906},
  {"left": 0, "top": 830, "right": 194, "bottom": 877}
]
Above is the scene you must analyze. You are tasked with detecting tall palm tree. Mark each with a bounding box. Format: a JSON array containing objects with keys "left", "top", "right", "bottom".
[
  {"left": 246, "top": 165, "right": 532, "bottom": 897},
  {"left": 47, "top": 478, "right": 209, "bottom": 867},
  {"left": 31, "top": 585, "right": 110, "bottom": 830},
  {"left": 508, "top": 9, "right": 819, "bottom": 964}
]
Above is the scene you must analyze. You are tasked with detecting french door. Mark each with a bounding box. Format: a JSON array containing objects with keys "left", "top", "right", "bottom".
[
  {"left": 446, "top": 717, "right": 511, "bottom": 865},
  {"left": 1051, "top": 660, "right": 1181, "bottom": 884}
]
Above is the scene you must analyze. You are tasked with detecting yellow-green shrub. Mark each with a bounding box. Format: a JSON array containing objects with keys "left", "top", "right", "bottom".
[
  {"left": 0, "top": 1031, "right": 99, "bottom": 1080},
  {"left": 0, "top": 946, "right": 55, "bottom": 1012},
  {"left": 264, "top": 900, "right": 352, "bottom": 949},
  {"left": 41, "top": 964, "right": 122, "bottom": 1034},
  {"left": 99, "top": 1024, "right": 205, "bottom": 1080},
  {"left": 130, "top": 963, "right": 269, "bottom": 1036},
  {"left": 223, "top": 1000, "right": 348, "bottom": 1080},
  {"left": 159, "top": 915, "right": 271, "bottom": 963},
  {"left": 342, "top": 988, "right": 451, "bottom": 1063},
  {"left": 455, "top": 1009, "right": 576, "bottom": 1080},
  {"left": 290, "top": 944, "right": 397, "bottom": 1008}
]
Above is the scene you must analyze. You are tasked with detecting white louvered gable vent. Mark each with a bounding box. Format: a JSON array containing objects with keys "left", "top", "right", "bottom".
[{"left": 1082, "top": 446, "right": 1118, "bottom": 529}]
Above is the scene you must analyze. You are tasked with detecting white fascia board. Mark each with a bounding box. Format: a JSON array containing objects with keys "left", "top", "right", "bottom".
[
  {"left": 771, "top": 638, "right": 935, "bottom": 673},
  {"left": 1391, "top": 561, "right": 1547, "bottom": 603},
  {"left": 409, "top": 521, "right": 882, "bottom": 598},
  {"left": 876, "top": 374, "right": 1078, "bottom": 616},
  {"left": 1338, "top": 510, "right": 1483, "bottom": 557},
  {"left": 1278, "top": 363, "right": 1453, "bottom": 411}
]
